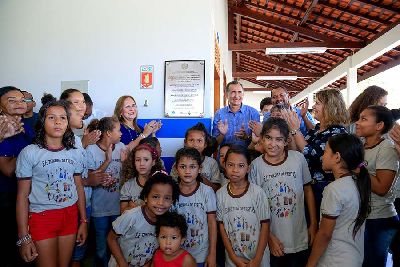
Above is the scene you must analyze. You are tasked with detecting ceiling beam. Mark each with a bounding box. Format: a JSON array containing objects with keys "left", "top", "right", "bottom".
[
  {"left": 355, "top": 0, "right": 400, "bottom": 14},
  {"left": 244, "top": 2, "right": 368, "bottom": 41},
  {"left": 233, "top": 71, "right": 323, "bottom": 78},
  {"left": 238, "top": 51, "right": 306, "bottom": 72},
  {"left": 229, "top": 40, "right": 363, "bottom": 51},
  {"left": 231, "top": 6, "right": 331, "bottom": 42},
  {"left": 243, "top": 87, "right": 273, "bottom": 91},
  {"left": 268, "top": 81, "right": 304, "bottom": 91}
]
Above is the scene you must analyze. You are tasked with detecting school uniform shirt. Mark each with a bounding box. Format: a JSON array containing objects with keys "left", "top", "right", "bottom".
[
  {"left": 86, "top": 142, "right": 125, "bottom": 217},
  {"left": 174, "top": 182, "right": 216, "bottom": 263},
  {"left": 110, "top": 206, "right": 157, "bottom": 267},
  {"left": 216, "top": 182, "right": 270, "bottom": 267},
  {"left": 318, "top": 176, "right": 364, "bottom": 267},
  {"left": 120, "top": 177, "right": 144, "bottom": 207},
  {"left": 364, "top": 139, "right": 399, "bottom": 219},
  {"left": 74, "top": 135, "right": 92, "bottom": 208},
  {"left": 249, "top": 150, "right": 312, "bottom": 254},
  {"left": 170, "top": 156, "right": 222, "bottom": 184},
  {"left": 16, "top": 144, "right": 83, "bottom": 212}
]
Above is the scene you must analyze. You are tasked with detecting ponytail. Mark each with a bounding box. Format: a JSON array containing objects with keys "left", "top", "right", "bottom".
[
  {"left": 352, "top": 165, "right": 371, "bottom": 238},
  {"left": 327, "top": 133, "right": 371, "bottom": 239}
]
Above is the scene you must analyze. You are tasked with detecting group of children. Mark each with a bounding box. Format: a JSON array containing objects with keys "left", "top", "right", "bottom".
[{"left": 13, "top": 87, "right": 399, "bottom": 267}]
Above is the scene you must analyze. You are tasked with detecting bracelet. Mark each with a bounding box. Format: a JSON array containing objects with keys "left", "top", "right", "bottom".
[
  {"left": 80, "top": 218, "right": 89, "bottom": 224},
  {"left": 16, "top": 234, "right": 32, "bottom": 247},
  {"left": 139, "top": 133, "right": 146, "bottom": 139}
]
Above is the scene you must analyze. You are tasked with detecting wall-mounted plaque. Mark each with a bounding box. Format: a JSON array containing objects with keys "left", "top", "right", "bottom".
[{"left": 164, "top": 60, "right": 205, "bottom": 117}]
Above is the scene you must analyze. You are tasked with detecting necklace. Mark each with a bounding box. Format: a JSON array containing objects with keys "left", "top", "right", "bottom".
[
  {"left": 228, "top": 182, "right": 248, "bottom": 196},
  {"left": 122, "top": 123, "right": 138, "bottom": 141}
]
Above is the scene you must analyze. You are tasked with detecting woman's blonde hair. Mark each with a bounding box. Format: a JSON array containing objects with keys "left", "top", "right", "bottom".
[
  {"left": 114, "top": 95, "right": 141, "bottom": 133},
  {"left": 316, "top": 88, "right": 349, "bottom": 127}
]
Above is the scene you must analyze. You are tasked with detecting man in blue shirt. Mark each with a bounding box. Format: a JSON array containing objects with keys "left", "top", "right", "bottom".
[
  {"left": 263, "top": 87, "right": 315, "bottom": 136},
  {"left": 212, "top": 81, "right": 260, "bottom": 148},
  {"left": 21, "top": 90, "right": 39, "bottom": 130}
]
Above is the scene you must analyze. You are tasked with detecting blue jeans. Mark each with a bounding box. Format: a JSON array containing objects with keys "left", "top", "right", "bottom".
[
  {"left": 363, "top": 216, "right": 399, "bottom": 267},
  {"left": 92, "top": 215, "right": 119, "bottom": 267},
  {"left": 72, "top": 206, "right": 92, "bottom": 261}
]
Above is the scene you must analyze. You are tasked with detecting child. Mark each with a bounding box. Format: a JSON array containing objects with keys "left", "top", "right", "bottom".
[
  {"left": 152, "top": 211, "right": 197, "bottom": 267},
  {"left": 306, "top": 133, "right": 371, "bottom": 267},
  {"left": 249, "top": 117, "right": 317, "bottom": 267},
  {"left": 218, "top": 143, "right": 231, "bottom": 185},
  {"left": 139, "top": 136, "right": 165, "bottom": 169},
  {"left": 216, "top": 146, "right": 270, "bottom": 267},
  {"left": 107, "top": 173, "right": 180, "bottom": 267},
  {"left": 171, "top": 123, "right": 221, "bottom": 191},
  {"left": 86, "top": 116, "right": 126, "bottom": 267},
  {"left": 16, "top": 100, "right": 87, "bottom": 266},
  {"left": 355, "top": 105, "right": 399, "bottom": 267},
  {"left": 120, "top": 143, "right": 163, "bottom": 212},
  {"left": 174, "top": 147, "right": 217, "bottom": 266}
]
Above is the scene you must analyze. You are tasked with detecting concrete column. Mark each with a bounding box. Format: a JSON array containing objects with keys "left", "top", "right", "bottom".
[{"left": 346, "top": 56, "right": 358, "bottom": 107}]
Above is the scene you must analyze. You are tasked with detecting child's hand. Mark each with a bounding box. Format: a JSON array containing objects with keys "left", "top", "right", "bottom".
[
  {"left": 101, "top": 174, "right": 117, "bottom": 187},
  {"left": 246, "top": 257, "right": 262, "bottom": 267},
  {"left": 76, "top": 222, "right": 88, "bottom": 246},
  {"left": 82, "top": 129, "right": 101, "bottom": 148},
  {"left": 120, "top": 148, "right": 128, "bottom": 162},
  {"left": 232, "top": 255, "right": 249, "bottom": 267},
  {"left": 19, "top": 241, "right": 38, "bottom": 262},
  {"left": 269, "top": 233, "right": 284, "bottom": 257}
]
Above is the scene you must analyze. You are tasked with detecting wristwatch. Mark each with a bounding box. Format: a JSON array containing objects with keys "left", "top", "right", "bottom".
[{"left": 291, "top": 129, "right": 299, "bottom": 136}]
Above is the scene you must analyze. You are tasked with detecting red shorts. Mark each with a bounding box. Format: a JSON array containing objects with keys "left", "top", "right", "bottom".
[{"left": 29, "top": 204, "right": 78, "bottom": 241}]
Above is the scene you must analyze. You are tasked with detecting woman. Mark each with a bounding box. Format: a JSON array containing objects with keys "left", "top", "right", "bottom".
[
  {"left": 284, "top": 88, "right": 349, "bottom": 216},
  {"left": 114, "top": 95, "right": 161, "bottom": 150},
  {"left": 0, "top": 86, "right": 34, "bottom": 266},
  {"left": 348, "top": 85, "right": 388, "bottom": 133}
]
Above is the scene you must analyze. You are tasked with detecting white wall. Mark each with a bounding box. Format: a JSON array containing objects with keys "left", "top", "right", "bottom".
[{"left": 0, "top": 0, "right": 218, "bottom": 118}]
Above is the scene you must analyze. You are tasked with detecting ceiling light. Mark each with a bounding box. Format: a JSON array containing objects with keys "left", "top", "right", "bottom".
[
  {"left": 256, "top": 75, "right": 298, "bottom": 80},
  {"left": 252, "top": 91, "right": 271, "bottom": 94},
  {"left": 265, "top": 47, "right": 327, "bottom": 55}
]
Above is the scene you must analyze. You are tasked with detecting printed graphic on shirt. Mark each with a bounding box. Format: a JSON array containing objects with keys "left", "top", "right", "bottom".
[
  {"left": 45, "top": 165, "right": 76, "bottom": 203},
  {"left": 227, "top": 215, "right": 257, "bottom": 254},
  {"left": 266, "top": 172, "right": 298, "bottom": 218}
]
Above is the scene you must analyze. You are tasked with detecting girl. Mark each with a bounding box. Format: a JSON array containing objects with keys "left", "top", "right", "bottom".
[
  {"left": 218, "top": 143, "right": 231, "bottom": 185},
  {"left": 139, "top": 136, "right": 166, "bottom": 169},
  {"left": 216, "top": 146, "right": 270, "bottom": 267},
  {"left": 171, "top": 123, "right": 221, "bottom": 191},
  {"left": 85, "top": 116, "right": 126, "bottom": 267},
  {"left": 174, "top": 147, "right": 217, "bottom": 267},
  {"left": 60, "top": 88, "right": 101, "bottom": 148},
  {"left": 249, "top": 117, "right": 317, "bottom": 267},
  {"left": 0, "top": 86, "right": 34, "bottom": 266},
  {"left": 152, "top": 211, "right": 197, "bottom": 267},
  {"left": 114, "top": 95, "right": 161, "bottom": 150},
  {"left": 107, "top": 173, "right": 180, "bottom": 267},
  {"left": 16, "top": 100, "right": 87, "bottom": 267},
  {"left": 306, "top": 133, "right": 371, "bottom": 267},
  {"left": 355, "top": 105, "right": 399, "bottom": 267},
  {"left": 120, "top": 143, "right": 163, "bottom": 212}
]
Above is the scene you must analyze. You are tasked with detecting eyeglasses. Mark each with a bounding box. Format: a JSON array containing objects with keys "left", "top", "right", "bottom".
[{"left": 24, "top": 98, "right": 34, "bottom": 103}]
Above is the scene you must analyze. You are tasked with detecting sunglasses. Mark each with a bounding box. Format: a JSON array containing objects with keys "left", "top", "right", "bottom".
[{"left": 24, "top": 98, "right": 34, "bottom": 103}]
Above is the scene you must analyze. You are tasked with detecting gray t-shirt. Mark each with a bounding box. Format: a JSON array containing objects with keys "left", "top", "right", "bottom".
[
  {"left": 74, "top": 135, "right": 92, "bottom": 208},
  {"left": 174, "top": 182, "right": 216, "bottom": 263},
  {"left": 86, "top": 142, "right": 125, "bottom": 217},
  {"left": 364, "top": 139, "right": 399, "bottom": 219},
  {"left": 249, "top": 151, "right": 312, "bottom": 253},
  {"left": 119, "top": 177, "right": 144, "bottom": 206},
  {"left": 110, "top": 206, "right": 157, "bottom": 267},
  {"left": 318, "top": 176, "right": 364, "bottom": 267},
  {"left": 216, "top": 182, "right": 270, "bottom": 267},
  {"left": 16, "top": 144, "right": 83, "bottom": 212},
  {"left": 170, "top": 156, "right": 222, "bottom": 184}
]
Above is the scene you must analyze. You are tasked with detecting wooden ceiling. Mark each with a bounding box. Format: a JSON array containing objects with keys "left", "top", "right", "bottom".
[{"left": 228, "top": 0, "right": 400, "bottom": 96}]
